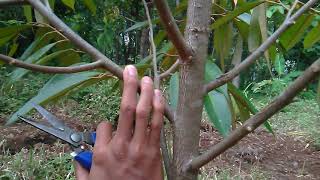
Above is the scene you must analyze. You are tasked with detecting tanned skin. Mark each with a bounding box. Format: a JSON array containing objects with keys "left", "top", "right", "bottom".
[{"left": 75, "top": 65, "right": 164, "bottom": 180}]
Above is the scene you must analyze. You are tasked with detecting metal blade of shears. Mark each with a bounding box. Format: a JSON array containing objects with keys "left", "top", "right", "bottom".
[
  {"left": 31, "top": 103, "right": 68, "bottom": 131},
  {"left": 17, "top": 115, "right": 82, "bottom": 148}
]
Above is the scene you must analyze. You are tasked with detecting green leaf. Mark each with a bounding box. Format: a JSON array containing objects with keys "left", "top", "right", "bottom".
[
  {"left": 23, "top": 5, "right": 33, "bottom": 22},
  {"left": 6, "top": 71, "right": 101, "bottom": 125},
  {"left": 248, "top": 5, "right": 262, "bottom": 52},
  {"left": 36, "top": 49, "right": 76, "bottom": 65},
  {"left": 56, "top": 50, "right": 81, "bottom": 66},
  {"left": 211, "top": 0, "right": 264, "bottom": 30},
  {"left": 274, "top": 53, "right": 285, "bottom": 75},
  {"left": 204, "top": 61, "right": 233, "bottom": 137},
  {"left": 61, "top": 0, "right": 75, "bottom": 10},
  {"left": 0, "top": 33, "right": 16, "bottom": 47},
  {"left": 268, "top": 44, "right": 277, "bottom": 64},
  {"left": 227, "top": 83, "right": 274, "bottom": 134},
  {"left": 83, "top": 0, "right": 97, "bottom": 15},
  {"left": 214, "top": 23, "right": 233, "bottom": 71},
  {"left": 304, "top": 23, "right": 320, "bottom": 49},
  {"left": 169, "top": 72, "right": 179, "bottom": 110},
  {"left": 49, "top": 0, "right": 55, "bottom": 9},
  {"left": 8, "top": 43, "right": 19, "bottom": 57},
  {"left": 204, "top": 91, "right": 232, "bottom": 137},
  {"left": 125, "top": 21, "right": 148, "bottom": 33},
  {"left": 280, "top": 14, "right": 314, "bottom": 51},
  {"left": 0, "top": 25, "right": 31, "bottom": 38},
  {"left": 233, "top": 19, "right": 249, "bottom": 41},
  {"left": 19, "top": 33, "right": 51, "bottom": 61},
  {"left": 205, "top": 60, "right": 228, "bottom": 96},
  {"left": 10, "top": 42, "right": 59, "bottom": 81}
]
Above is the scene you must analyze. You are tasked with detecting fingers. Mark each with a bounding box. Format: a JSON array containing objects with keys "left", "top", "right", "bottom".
[
  {"left": 95, "top": 121, "right": 113, "bottom": 146},
  {"left": 149, "top": 90, "right": 165, "bottom": 145},
  {"left": 132, "top": 76, "right": 154, "bottom": 144},
  {"left": 116, "top": 65, "right": 138, "bottom": 140},
  {"left": 74, "top": 161, "right": 89, "bottom": 180}
]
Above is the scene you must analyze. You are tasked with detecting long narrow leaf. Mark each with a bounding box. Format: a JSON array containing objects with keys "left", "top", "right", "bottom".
[
  {"left": 204, "top": 91, "right": 232, "bottom": 137},
  {"left": 280, "top": 14, "right": 314, "bottom": 50},
  {"left": 169, "top": 72, "right": 179, "bottom": 110},
  {"left": 9, "top": 42, "right": 59, "bottom": 81},
  {"left": 304, "top": 23, "right": 320, "bottom": 49},
  {"left": 211, "top": 0, "right": 264, "bottom": 30},
  {"left": 6, "top": 71, "right": 101, "bottom": 124},
  {"left": 228, "top": 83, "right": 274, "bottom": 134}
]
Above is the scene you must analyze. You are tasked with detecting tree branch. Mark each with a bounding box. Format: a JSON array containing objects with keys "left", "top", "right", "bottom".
[
  {"left": 204, "top": 0, "right": 318, "bottom": 94},
  {"left": 160, "top": 59, "right": 180, "bottom": 80},
  {"left": 143, "top": 1, "right": 173, "bottom": 179},
  {"left": 184, "top": 58, "right": 320, "bottom": 172},
  {"left": 0, "top": 54, "right": 104, "bottom": 73},
  {"left": 143, "top": 0, "right": 159, "bottom": 88},
  {"left": 153, "top": 0, "right": 193, "bottom": 62},
  {"left": 286, "top": 0, "right": 299, "bottom": 20},
  {"left": 26, "top": 0, "right": 175, "bottom": 123},
  {"left": 26, "top": 0, "right": 123, "bottom": 78}
]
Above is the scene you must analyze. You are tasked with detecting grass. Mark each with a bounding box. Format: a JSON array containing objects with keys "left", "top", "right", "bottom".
[
  {"left": 199, "top": 167, "right": 270, "bottom": 180},
  {"left": 0, "top": 143, "right": 75, "bottom": 180},
  {"left": 253, "top": 96, "right": 320, "bottom": 149}
]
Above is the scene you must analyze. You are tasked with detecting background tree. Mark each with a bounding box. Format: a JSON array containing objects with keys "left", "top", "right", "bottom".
[{"left": 0, "top": 0, "right": 319, "bottom": 179}]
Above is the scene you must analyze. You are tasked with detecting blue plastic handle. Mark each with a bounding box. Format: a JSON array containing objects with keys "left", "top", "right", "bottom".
[
  {"left": 74, "top": 132, "right": 96, "bottom": 171},
  {"left": 91, "top": 132, "right": 96, "bottom": 144},
  {"left": 75, "top": 151, "right": 93, "bottom": 171}
]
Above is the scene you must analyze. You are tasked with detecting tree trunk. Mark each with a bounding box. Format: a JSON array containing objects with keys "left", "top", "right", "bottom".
[{"left": 173, "top": 0, "right": 212, "bottom": 179}]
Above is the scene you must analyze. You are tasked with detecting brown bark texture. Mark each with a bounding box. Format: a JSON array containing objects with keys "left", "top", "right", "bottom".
[{"left": 172, "top": 0, "right": 212, "bottom": 179}]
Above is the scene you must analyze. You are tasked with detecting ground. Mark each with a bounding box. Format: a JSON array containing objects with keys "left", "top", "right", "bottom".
[{"left": 0, "top": 99, "right": 319, "bottom": 179}]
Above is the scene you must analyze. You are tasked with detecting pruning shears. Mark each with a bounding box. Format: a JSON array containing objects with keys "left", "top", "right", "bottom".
[{"left": 17, "top": 103, "right": 96, "bottom": 171}]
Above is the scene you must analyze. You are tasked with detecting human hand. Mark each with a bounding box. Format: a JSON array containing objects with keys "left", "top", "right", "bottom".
[{"left": 75, "top": 65, "right": 164, "bottom": 180}]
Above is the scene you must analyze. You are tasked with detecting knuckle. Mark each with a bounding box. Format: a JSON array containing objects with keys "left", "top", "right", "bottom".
[
  {"left": 111, "top": 138, "right": 128, "bottom": 160},
  {"left": 151, "top": 121, "right": 162, "bottom": 131},
  {"left": 153, "top": 102, "right": 164, "bottom": 113},
  {"left": 129, "top": 144, "right": 144, "bottom": 161},
  {"left": 93, "top": 146, "right": 108, "bottom": 165},
  {"left": 121, "top": 104, "right": 136, "bottom": 114},
  {"left": 136, "top": 107, "right": 150, "bottom": 119}
]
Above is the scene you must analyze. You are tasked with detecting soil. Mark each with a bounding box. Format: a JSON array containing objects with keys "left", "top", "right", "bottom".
[
  {"left": 200, "top": 123, "right": 320, "bottom": 179},
  {"left": 1, "top": 109, "right": 319, "bottom": 179}
]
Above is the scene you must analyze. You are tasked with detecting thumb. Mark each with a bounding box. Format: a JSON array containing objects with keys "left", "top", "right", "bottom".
[{"left": 74, "top": 161, "right": 89, "bottom": 180}]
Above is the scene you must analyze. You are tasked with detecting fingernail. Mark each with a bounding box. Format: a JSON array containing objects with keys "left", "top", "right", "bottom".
[
  {"left": 142, "top": 76, "right": 153, "bottom": 84},
  {"left": 126, "top": 65, "right": 136, "bottom": 76}
]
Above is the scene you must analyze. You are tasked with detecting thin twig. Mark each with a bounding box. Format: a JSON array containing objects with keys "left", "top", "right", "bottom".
[
  {"left": 143, "top": 1, "right": 172, "bottom": 179},
  {"left": 184, "top": 58, "right": 320, "bottom": 172},
  {"left": 143, "top": 0, "right": 159, "bottom": 89},
  {"left": 154, "top": 0, "right": 193, "bottom": 62},
  {"left": 0, "top": 54, "right": 104, "bottom": 73},
  {"left": 286, "top": 0, "right": 299, "bottom": 20},
  {"left": 160, "top": 59, "right": 180, "bottom": 80},
  {"left": 204, "top": 0, "right": 318, "bottom": 94}
]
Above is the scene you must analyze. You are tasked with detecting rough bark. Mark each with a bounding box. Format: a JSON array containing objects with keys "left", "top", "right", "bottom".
[{"left": 172, "top": 0, "right": 212, "bottom": 179}]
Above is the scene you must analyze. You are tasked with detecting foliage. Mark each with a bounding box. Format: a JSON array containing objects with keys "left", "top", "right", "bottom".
[
  {"left": 68, "top": 79, "right": 121, "bottom": 123},
  {"left": 0, "top": 145, "right": 75, "bottom": 180}
]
